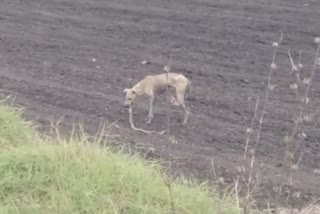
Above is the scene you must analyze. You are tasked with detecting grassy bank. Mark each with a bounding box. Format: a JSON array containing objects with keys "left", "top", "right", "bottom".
[{"left": 0, "top": 103, "right": 241, "bottom": 214}]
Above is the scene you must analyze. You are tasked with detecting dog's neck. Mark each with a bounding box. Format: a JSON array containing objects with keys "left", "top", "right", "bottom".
[{"left": 132, "top": 82, "right": 144, "bottom": 95}]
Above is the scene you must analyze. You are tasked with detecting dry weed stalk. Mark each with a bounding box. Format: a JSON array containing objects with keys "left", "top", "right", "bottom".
[
  {"left": 241, "top": 33, "right": 284, "bottom": 213},
  {"left": 0, "top": 92, "right": 18, "bottom": 107},
  {"left": 49, "top": 113, "right": 66, "bottom": 141},
  {"left": 298, "top": 198, "right": 320, "bottom": 214},
  {"left": 234, "top": 177, "right": 241, "bottom": 214},
  {"left": 271, "top": 37, "right": 320, "bottom": 211},
  {"left": 244, "top": 95, "right": 260, "bottom": 159},
  {"left": 288, "top": 49, "right": 304, "bottom": 98},
  {"left": 255, "top": 33, "right": 283, "bottom": 149},
  {"left": 164, "top": 53, "right": 172, "bottom": 136},
  {"left": 164, "top": 52, "right": 177, "bottom": 214},
  {"left": 164, "top": 175, "right": 176, "bottom": 214},
  {"left": 283, "top": 39, "right": 320, "bottom": 169}
]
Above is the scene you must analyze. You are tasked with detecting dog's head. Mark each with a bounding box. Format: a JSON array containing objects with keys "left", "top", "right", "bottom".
[{"left": 123, "top": 88, "right": 137, "bottom": 107}]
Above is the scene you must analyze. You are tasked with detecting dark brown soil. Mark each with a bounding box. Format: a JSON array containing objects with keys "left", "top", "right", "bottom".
[{"left": 1, "top": 0, "right": 319, "bottom": 209}]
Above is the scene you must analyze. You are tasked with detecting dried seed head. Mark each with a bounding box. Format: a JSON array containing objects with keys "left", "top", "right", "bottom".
[
  {"left": 270, "top": 63, "right": 278, "bottom": 70},
  {"left": 314, "top": 169, "right": 320, "bottom": 175},
  {"left": 283, "top": 135, "right": 292, "bottom": 144},
  {"left": 169, "top": 136, "right": 178, "bottom": 144},
  {"left": 272, "top": 42, "right": 279, "bottom": 47},
  {"left": 291, "top": 65, "right": 298, "bottom": 72},
  {"left": 218, "top": 177, "right": 225, "bottom": 184},
  {"left": 268, "top": 84, "right": 275, "bottom": 91},
  {"left": 298, "top": 132, "right": 307, "bottom": 139},
  {"left": 272, "top": 186, "right": 280, "bottom": 193},
  {"left": 289, "top": 83, "right": 298, "bottom": 90},
  {"left": 298, "top": 63, "right": 303, "bottom": 69},
  {"left": 236, "top": 166, "right": 246, "bottom": 173},
  {"left": 92, "top": 58, "right": 96, "bottom": 62},
  {"left": 285, "top": 150, "right": 294, "bottom": 159},
  {"left": 303, "top": 78, "right": 311, "bottom": 86},
  {"left": 148, "top": 147, "right": 155, "bottom": 153},
  {"left": 314, "top": 37, "right": 320, "bottom": 44},
  {"left": 292, "top": 191, "right": 301, "bottom": 198},
  {"left": 163, "top": 65, "right": 171, "bottom": 72},
  {"left": 246, "top": 128, "right": 253, "bottom": 134},
  {"left": 303, "top": 115, "right": 312, "bottom": 122},
  {"left": 291, "top": 164, "right": 299, "bottom": 171}
]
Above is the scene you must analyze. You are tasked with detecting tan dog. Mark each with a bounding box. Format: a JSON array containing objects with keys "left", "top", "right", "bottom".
[{"left": 123, "top": 72, "right": 191, "bottom": 124}]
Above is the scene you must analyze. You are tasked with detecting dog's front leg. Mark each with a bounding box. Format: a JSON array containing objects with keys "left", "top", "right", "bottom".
[{"left": 146, "top": 95, "right": 155, "bottom": 124}]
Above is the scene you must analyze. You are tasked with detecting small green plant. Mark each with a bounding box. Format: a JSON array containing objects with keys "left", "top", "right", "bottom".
[{"left": 0, "top": 102, "right": 37, "bottom": 148}]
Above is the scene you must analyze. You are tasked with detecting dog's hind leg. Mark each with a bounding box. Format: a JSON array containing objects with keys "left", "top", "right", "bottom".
[
  {"left": 146, "top": 94, "right": 155, "bottom": 124},
  {"left": 176, "top": 88, "right": 190, "bottom": 125}
]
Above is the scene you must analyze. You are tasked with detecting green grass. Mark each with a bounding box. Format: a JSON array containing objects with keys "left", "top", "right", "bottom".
[
  {"left": 0, "top": 103, "right": 37, "bottom": 148},
  {"left": 0, "top": 102, "right": 242, "bottom": 214}
]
